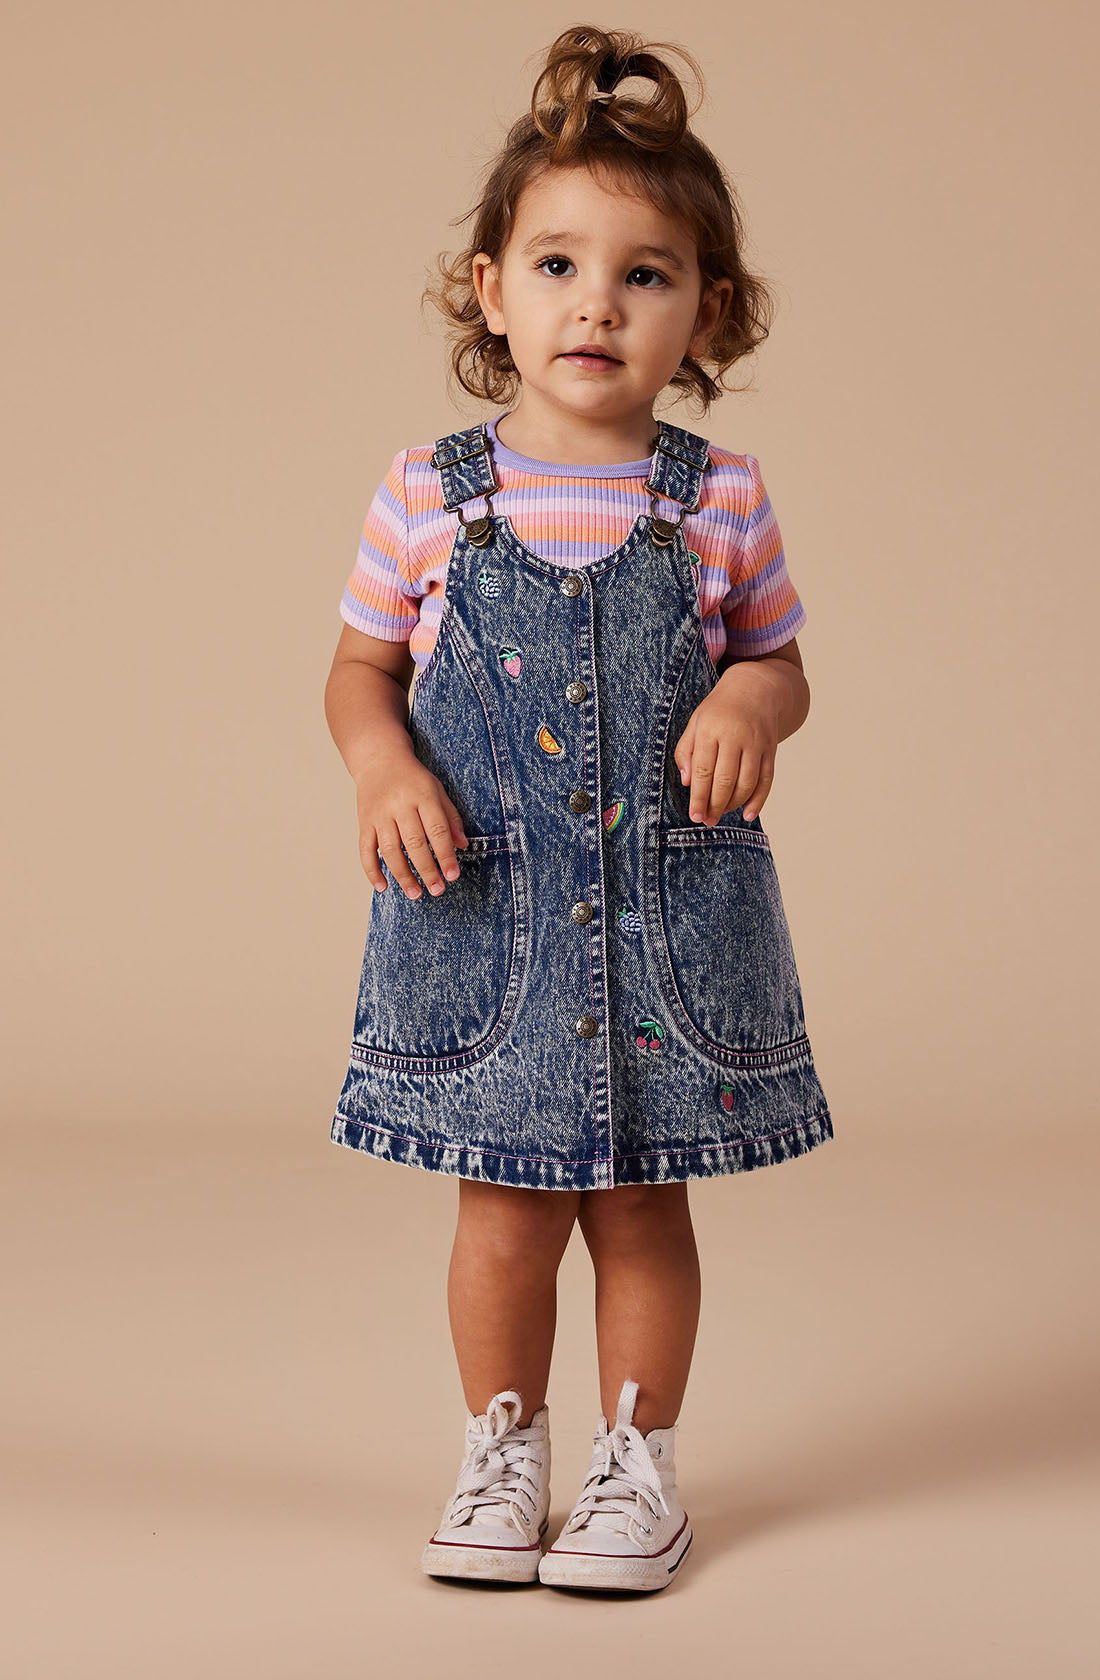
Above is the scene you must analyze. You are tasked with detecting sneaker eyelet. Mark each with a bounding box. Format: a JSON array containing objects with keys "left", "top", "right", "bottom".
[
  {"left": 640, "top": 1523, "right": 652, "bottom": 1535},
  {"left": 654, "top": 1445, "right": 662, "bottom": 1456}
]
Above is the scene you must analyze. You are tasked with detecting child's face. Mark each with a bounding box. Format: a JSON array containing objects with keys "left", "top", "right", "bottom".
[{"left": 473, "top": 165, "right": 730, "bottom": 423}]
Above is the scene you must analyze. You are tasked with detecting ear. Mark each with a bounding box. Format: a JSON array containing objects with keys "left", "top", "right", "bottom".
[
  {"left": 689, "top": 277, "right": 734, "bottom": 358},
  {"left": 472, "top": 253, "right": 506, "bottom": 335}
]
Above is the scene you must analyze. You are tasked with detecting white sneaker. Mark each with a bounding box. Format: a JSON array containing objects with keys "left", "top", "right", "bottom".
[
  {"left": 420, "top": 1390, "right": 550, "bottom": 1582},
  {"left": 538, "top": 1378, "right": 692, "bottom": 1591}
]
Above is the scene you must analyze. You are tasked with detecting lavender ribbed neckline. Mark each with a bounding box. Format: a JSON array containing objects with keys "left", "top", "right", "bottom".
[{"left": 487, "top": 411, "right": 654, "bottom": 478}]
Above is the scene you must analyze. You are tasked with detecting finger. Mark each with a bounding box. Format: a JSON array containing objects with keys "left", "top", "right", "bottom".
[
  {"left": 706, "top": 744, "right": 744, "bottom": 823},
  {"left": 724, "top": 749, "right": 760, "bottom": 820},
  {"left": 378, "top": 823, "right": 423, "bottom": 899},
  {"left": 742, "top": 756, "right": 775, "bottom": 822},
  {"left": 419, "top": 800, "right": 464, "bottom": 884},
  {"left": 435, "top": 789, "right": 471, "bottom": 856},
  {"left": 358, "top": 828, "right": 388, "bottom": 892},
  {"left": 718, "top": 752, "right": 752, "bottom": 816},
  {"left": 674, "top": 722, "right": 695, "bottom": 786},
  {"left": 398, "top": 822, "right": 447, "bottom": 895},
  {"left": 688, "top": 747, "right": 719, "bottom": 823}
]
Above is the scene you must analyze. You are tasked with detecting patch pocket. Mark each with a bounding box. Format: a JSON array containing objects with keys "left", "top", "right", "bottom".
[
  {"left": 652, "top": 825, "right": 806, "bottom": 1055},
  {"left": 352, "top": 833, "right": 517, "bottom": 1062}
]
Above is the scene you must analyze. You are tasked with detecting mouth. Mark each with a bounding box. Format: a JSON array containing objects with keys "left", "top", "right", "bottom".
[{"left": 559, "top": 346, "right": 623, "bottom": 370}]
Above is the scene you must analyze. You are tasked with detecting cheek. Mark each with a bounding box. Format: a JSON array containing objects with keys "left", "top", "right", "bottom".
[{"left": 499, "top": 277, "right": 543, "bottom": 327}]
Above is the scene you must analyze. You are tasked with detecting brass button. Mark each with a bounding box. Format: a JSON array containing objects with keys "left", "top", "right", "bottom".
[
  {"left": 560, "top": 574, "right": 584, "bottom": 597},
  {"left": 571, "top": 901, "right": 594, "bottom": 924},
  {"left": 568, "top": 790, "right": 592, "bottom": 813},
  {"left": 565, "top": 680, "right": 587, "bottom": 703},
  {"left": 575, "top": 1015, "right": 599, "bottom": 1037}
]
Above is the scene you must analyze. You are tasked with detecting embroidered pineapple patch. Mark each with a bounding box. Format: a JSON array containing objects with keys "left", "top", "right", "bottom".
[
  {"left": 536, "top": 725, "right": 563, "bottom": 755},
  {"left": 477, "top": 569, "right": 502, "bottom": 598},
  {"left": 635, "top": 1019, "right": 665, "bottom": 1051},
  {"left": 617, "top": 906, "right": 643, "bottom": 934},
  {"left": 498, "top": 645, "right": 522, "bottom": 680}
]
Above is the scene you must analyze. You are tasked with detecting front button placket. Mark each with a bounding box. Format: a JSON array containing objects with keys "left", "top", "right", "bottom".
[{"left": 561, "top": 563, "right": 614, "bottom": 1183}]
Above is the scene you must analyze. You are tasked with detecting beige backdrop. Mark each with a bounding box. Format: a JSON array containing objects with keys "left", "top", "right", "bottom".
[{"left": 4, "top": 1, "right": 1097, "bottom": 1675}]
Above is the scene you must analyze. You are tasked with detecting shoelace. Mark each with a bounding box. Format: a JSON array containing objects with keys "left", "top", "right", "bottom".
[
  {"left": 563, "top": 1400, "right": 671, "bottom": 1542},
  {"left": 446, "top": 1390, "right": 545, "bottom": 1531}
]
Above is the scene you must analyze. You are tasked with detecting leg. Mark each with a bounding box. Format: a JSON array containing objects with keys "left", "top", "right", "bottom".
[
  {"left": 448, "top": 1179, "right": 581, "bottom": 1426},
  {"left": 576, "top": 1182, "right": 701, "bottom": 1433}
]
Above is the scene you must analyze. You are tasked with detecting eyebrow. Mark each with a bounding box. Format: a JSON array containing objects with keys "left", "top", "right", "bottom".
[{"left": 519, "top": 230, "right": 688, "bottom": 273}]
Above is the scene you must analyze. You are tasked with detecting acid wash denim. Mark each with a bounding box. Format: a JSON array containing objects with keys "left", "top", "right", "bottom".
[{"left": 330, "top": 418, "right": 834, "bottom": 1190}]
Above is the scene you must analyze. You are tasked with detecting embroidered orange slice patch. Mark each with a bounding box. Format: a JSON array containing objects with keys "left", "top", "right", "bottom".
[{"left": 536, "top": 725, "right": 563, "bottom": 755}]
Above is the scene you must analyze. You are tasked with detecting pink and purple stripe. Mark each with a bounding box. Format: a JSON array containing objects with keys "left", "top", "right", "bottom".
[{"left": 340, "top": 411, "right": 807, "bottom": 671}]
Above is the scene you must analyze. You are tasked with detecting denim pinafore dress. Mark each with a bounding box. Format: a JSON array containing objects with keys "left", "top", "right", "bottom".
[{"left": 330, "top": 418, "right": 834, "bottom": 1190}]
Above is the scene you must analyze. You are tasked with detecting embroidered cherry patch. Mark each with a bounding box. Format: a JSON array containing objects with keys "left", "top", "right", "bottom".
[{"left": 635, "top": 1019, "right": 664, "bottom": 1051}]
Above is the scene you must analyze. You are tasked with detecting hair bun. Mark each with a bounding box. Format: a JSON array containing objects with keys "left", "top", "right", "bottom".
[{"left": 531, "top": 24, "right": 700, "bottom": 155}]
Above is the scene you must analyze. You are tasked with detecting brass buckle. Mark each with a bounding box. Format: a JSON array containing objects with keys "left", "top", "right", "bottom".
[
  {"left": 458, "top": 491, "right": 495, "bottom": 547},
  {"left": 647, "top": 490, "right": 688, "bottom": 546}
]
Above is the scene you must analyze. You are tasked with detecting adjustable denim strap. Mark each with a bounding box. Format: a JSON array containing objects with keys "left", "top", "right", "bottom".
[
  {"left": 644, "top": 421, "right": 710, "bottom": 544},
  {"left": 645, "top": 421, "right": 710, "bottom": 513},
  {"left": 430, "top": 423, "right": 498, "bottom": 512}
]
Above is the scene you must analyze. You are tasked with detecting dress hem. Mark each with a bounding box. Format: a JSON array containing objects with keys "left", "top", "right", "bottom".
[{"left": 329, "top": 1108, "right": 834, "bottom": 1190}]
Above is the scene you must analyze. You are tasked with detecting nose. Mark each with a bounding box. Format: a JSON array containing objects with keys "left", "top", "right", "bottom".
[
  {"left": 576, "top": 276, "right": 621, "bottom": 328},
  {"left": 578, "top": 302, "right": 619, "bottom": 328}
]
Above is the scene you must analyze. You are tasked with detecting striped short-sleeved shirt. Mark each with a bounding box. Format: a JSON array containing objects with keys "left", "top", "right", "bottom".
[{"left": 339, "top": 411, "right": 807, "bottom": 670}]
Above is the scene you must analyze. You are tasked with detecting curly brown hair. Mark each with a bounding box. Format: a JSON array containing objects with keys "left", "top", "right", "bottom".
[{"left": 420, "top": 23, "right": 778, "bottom": 417}]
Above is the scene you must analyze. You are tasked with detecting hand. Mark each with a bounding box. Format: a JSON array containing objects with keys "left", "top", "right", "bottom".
[
  {"left": 354, "top": 746, "right": 470, "bottom": 898},
  {"left": 673, "top": 664, "right": 784, "bottom": 825}
]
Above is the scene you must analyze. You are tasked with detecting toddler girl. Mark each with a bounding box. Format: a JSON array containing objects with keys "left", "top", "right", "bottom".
[{"left": 324, "top": 23, "right": 834, "bottom": 1593}]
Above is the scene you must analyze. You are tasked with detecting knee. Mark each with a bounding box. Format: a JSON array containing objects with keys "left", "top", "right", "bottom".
[
  {"left": 456, "top": 1181, "right": 579, "bottom": 1266},
  {"left": 578, "top": 1181, "right": 689, "bottom": 1251}
]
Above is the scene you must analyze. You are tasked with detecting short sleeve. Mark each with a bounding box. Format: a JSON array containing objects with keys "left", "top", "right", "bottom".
[
  {"left": 339, "top": 449, "right": 422, "bottom": 641},
  {"left": 719, "top": 453, "right": 807, "bottom": 657}
]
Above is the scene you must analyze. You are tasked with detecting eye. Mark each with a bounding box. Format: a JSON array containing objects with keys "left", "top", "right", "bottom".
[
  {"left": 534, "top": 255, "right": 575, "bottom": 278},
  {"left": 627, "top": 267, "right": 670, "bottom": 289},
  {"left": 532, "top": 256, "right": 671, "bottom": 288}
]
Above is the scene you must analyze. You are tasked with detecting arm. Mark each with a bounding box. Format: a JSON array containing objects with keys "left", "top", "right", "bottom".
[
  {"left": 323, "top": 621, "right": 417, "bottom": 783},
  {"left": 711, "top": 449, "right": 810, "bottom": 750},
  {"left": 714, "top": 636, "right": 810, "bottom": 745},
  {"left": 323, "top": 624, "right": 469, "bottom": 897}
]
